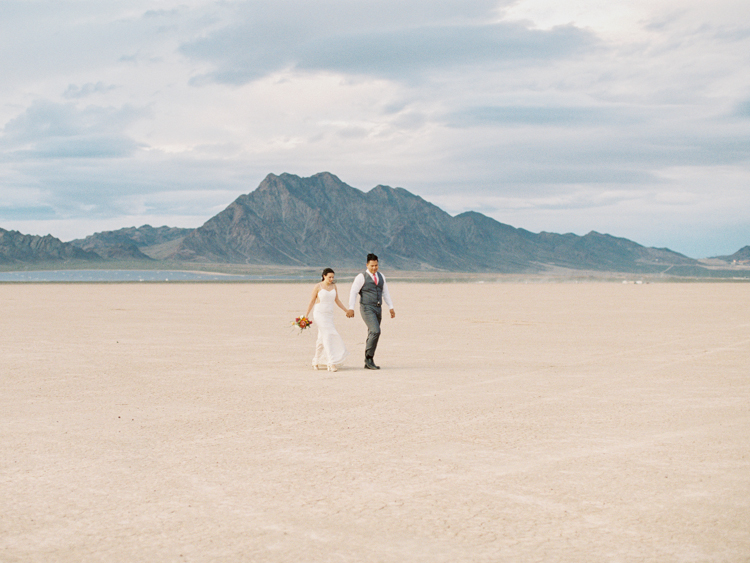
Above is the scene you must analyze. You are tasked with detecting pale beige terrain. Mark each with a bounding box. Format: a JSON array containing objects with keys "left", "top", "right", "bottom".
[{"left": 1, "top": 282, "right": 749, "bottom": 562}]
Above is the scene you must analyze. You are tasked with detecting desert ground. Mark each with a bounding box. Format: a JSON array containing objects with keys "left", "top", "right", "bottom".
[{"left": 1, "top": 281, "right": 749, "bottom": 562}]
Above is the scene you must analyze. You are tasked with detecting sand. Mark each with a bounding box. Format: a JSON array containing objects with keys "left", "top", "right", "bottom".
[{"left": 1, "top": 281, "right": 749, "bottom": 562}]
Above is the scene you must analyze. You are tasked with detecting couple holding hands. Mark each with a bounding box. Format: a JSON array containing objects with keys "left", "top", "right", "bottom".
[{"left": 303, "top": 253, "right": 395, "bottom": 372}]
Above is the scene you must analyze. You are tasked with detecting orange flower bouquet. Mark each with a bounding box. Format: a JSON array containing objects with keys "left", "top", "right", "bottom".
[{"left": 293, "top": 316, "right": 313, "bottom": 332}]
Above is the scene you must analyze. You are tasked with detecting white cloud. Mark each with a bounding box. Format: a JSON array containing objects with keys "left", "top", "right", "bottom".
[
  {"left": 62, "top": 82, "right": 118, "bottom": 99},
  {"left": 180, "top": 14, "right": 597, "bottom": 85},
  {"left": 1, "top": 100, "right": 149, "bottom": 158}
]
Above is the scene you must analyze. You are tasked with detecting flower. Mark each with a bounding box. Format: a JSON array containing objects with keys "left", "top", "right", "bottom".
[{"left": 293, "top": 316, "right": 313, "bottom": 332}]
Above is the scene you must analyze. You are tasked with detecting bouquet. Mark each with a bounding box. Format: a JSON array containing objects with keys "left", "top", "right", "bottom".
[{"left": 293, "top": 316, "right": 313, "bottom": 332}]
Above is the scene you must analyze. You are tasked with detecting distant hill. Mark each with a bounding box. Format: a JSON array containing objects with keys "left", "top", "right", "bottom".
[
  {"left": 166, "top": 172, "right": 699, "bottom": 273},
  {"left": 0, "top": 228, "right": 100, "bottom": 264},
  {"left": 70, "top": 225, "right": 193, "bottom": 260},
  {"left": 713, "top": 246, "right": 750, "bottom": 264}
]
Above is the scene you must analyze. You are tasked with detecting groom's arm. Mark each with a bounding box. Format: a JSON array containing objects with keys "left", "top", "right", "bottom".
[
  {"left": 381, "top": 275, "right": 395, "bottom": 317},
  {"left": 348, "top": 274, "right": 365, "bottom": 312}
]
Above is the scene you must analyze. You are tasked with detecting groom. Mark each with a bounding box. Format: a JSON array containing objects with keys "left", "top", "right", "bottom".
[{"left": 347, "top": 253, "right": 395, "bottom": 370}]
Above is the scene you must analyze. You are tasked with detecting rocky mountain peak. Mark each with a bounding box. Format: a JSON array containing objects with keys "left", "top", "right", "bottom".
[
  {"left": 163, "top": 172, "right": 705, "bottom": 273},
  {"left": 0, "top": 228, "right": 101, "bottom": 264}
]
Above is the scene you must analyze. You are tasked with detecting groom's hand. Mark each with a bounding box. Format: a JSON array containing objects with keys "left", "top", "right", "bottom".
[
  {"left": 346, "top": 309, "right": 355, "bottom": 318},
  {"left": 390, "top": 309, "right": 396, "bottom": 318}
]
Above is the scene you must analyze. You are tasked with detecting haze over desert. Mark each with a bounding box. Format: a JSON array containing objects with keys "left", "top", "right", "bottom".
[{"left": 2, "top": 281, "right": 749, "bottom": 562}]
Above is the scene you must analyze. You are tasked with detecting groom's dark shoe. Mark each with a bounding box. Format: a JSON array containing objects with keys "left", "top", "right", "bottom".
[{"left": 364, "top": 357, "right": 380, "bottom": 370}]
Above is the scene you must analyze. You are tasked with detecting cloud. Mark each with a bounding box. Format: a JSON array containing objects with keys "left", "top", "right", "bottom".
[
  {"left": 19, "top": 137, "right": 142, "bottom": 159},
  {"left": 0, "top": 205, "right": 56, "bottom": 220},
  {"left": 301, "top": 23, "right": 595, "bottom": 77},
  {"left": 733, "top": 99, "right": 750, "bottom": 119},
  {"left": 1, "top": 100, "right": 148, "bottom": 159},
  {"left": 445, "top": 105, "right": 641, "bottom": 127},
  {"left": 180, "top": 1, "right": 597, "bottom": 85},
  {"left": 62, "top": 82, "right": 118, "bottom": 99}
]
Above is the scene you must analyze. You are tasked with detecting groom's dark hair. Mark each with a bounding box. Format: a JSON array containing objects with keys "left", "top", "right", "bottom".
[{"left": 366, "top": 253, "right": 378, "bottom": 263}]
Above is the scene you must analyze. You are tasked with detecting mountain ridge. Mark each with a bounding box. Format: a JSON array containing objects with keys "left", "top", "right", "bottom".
[
  {"left": 164, "top": 172, "right": 705, "bottom": 273},
  {"left": 70, "top": 225, "right": 192, "bottom": 260},
  {"left": 2, "top": 172, "right": 748, "bottom": 275},
  {"left": 713, "top": 246, "right": 750, "bottom": 264},
  {"left": 0, "top": 228, "right": 101, "bottom": 264}
]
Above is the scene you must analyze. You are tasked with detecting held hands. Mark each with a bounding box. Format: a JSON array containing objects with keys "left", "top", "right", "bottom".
[{"left": 344, "top": 309, "right": 393, "bottom": 318}]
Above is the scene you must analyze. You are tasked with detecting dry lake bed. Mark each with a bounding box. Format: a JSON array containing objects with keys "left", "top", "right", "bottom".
[{"left": 1, "top": 282, "right": 749, "bottom": 562}]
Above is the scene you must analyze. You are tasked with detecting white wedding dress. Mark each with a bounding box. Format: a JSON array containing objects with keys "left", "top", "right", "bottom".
[{"left": 312, "top": 288, "right": 349, "bottom": 369}]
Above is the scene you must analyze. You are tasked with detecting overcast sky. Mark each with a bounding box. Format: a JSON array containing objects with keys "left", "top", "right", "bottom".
[{"left": 1, "top": 0, "right": 749, "bottom": 257}]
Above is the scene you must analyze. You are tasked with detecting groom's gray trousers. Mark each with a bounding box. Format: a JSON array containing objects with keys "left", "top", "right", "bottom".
[{"left": 360, "top": 304, "right": 382, "bottom": 359}]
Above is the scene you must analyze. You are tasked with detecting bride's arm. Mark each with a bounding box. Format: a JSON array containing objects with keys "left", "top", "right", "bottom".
[
  {"left": 334, "top": 287, "right": 348, "bottom": 313},
  {"left": 304, "top": 284, "right": 320, "bottom": 318}
]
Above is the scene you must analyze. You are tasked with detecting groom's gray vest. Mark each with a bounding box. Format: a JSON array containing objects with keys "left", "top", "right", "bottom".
[{"left": 359, "top": 272, "right": 383, "bottom": 307}]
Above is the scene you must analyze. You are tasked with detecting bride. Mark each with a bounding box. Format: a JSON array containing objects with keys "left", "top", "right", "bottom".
[{"left": 304, "top": 268, "right": 349, "bottom": 371}]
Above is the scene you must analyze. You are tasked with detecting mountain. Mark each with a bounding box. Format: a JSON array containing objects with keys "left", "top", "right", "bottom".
[
  {"left": 713, "top": 246, "right": 750, "bottom": 264},
  {"left": 70, "top": 225, "right": 193, "bottom": 260},
  {"left": 166, "top": 172, "right": 698, "bottom": 273},
  {"left": 169, "top": 172, "right": 530, "bottom": 270},
  {"left": 527, "top": 230, "right": 696, "bottom": 271},
  {"left": 5, "top": 173, "right": 742, "bottom": 274},
  {"left": 0, "top": 228, "right": 101, "bottom": 264}
]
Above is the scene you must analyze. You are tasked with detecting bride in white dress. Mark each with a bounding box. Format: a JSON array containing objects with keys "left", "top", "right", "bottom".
[{"left": 304, "top": 268, "right": 350, "bottom": 371}]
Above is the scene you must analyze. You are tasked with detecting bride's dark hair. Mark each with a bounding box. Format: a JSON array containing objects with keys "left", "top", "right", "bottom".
[{"left": 321, "top": 267, "right": 335, "bottom": 281}]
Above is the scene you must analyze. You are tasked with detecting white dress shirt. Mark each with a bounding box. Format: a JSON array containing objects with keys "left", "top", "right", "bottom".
[{"left": 349, "top": 272, "right": 394, "bottom": 310}]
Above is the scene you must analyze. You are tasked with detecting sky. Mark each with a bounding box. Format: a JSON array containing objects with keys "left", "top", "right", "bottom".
[{"left": 1, "top": 0, "right": 749, "bottom": 258}]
